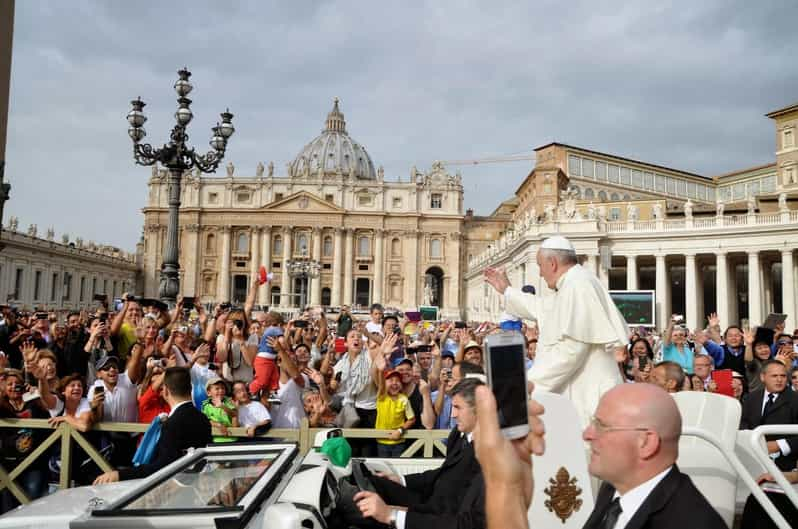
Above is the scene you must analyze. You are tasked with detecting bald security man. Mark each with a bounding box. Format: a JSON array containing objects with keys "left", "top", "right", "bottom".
[{"left": 581, "top": 384, "right": 725, "bottom": 529}]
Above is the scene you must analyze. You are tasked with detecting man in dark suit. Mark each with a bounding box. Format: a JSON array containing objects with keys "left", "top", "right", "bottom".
[
  {"left": 353, "top": 378, "right": 485, "bottom": 529},
  {"left": 93, "top": 367, "right": 212, "bottom": 484},
  {"left": 739, "top": 359, "right": 798, "bottom": 471},
  {"left": 581, "top": 383, "right": 725, "bottom": 529}
]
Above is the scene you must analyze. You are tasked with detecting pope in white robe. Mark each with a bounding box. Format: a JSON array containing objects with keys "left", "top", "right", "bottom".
[{"left": 485, "top": 236, "right": 629, "bottom": 428}]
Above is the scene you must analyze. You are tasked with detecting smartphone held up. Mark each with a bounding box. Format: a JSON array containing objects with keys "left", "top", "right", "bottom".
[{"left": 484, "top": 331, "right": 529, "bottom": 439}]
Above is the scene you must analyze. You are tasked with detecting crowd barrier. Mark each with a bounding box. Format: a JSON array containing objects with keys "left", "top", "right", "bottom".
[{"left": 0, "top": 418, "right": 450, "bottom": 505}]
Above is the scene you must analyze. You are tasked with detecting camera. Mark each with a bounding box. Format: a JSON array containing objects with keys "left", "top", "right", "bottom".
[
  {"left": 231, "top": 320, "right": 244, "bottom": 331},
  {"left": 294, "top": 320, "right": 309, "bottom": 329},
  {"left": 12, "top": 384, "right": 25, "bottom": 393},
  {"left": 182, "top": 296, "right": 195, "bottom": 310},
  {"left": 152, "top": 359, "right": 164, "bottom": 368},
  {"left": 219, "top": 302, "right": 232, "bottom": 311},
  {"left": 454, "top": 321, "right": 467, "bottom": 329},
  {"left": 208, "top": 363, "right": 219, "bottom": 371},
  {"left": 98, "top": 313, "right": 108, "bottom": 323}
]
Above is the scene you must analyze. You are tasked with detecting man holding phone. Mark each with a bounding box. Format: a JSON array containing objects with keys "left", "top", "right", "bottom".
[{"left": 484, "top": 235, "right": 628, "bottom": 428}]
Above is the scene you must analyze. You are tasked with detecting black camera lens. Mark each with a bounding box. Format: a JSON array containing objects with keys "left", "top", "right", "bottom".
[{"left": 232, "top": 319, "right": 244, "bottom": 330}]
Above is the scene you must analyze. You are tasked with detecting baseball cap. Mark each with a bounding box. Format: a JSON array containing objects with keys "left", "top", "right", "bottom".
[
  {"left": 205, "top": 376, "right": 226, "bottom": 392},
  {"left": 383, "top": 369, "right": 402, "bottom": 381},
  {"left": 393, "top": 357, "right": 413, "bottom": 368},
  {"left": 96, "top": 356, "right": 120, "bottom": 371}
]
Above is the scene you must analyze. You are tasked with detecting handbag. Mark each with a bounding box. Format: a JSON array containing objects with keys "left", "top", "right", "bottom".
[{"left": 336, "top": 402, "right": 360, "bottom": 428}]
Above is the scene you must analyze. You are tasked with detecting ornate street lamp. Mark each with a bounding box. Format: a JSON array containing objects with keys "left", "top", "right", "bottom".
[
  {"left": 127, "top": 68, "right": 234, "bottom": 305},
  {"left": 286, "top": 256, "right": 321, "bottom": 309}
]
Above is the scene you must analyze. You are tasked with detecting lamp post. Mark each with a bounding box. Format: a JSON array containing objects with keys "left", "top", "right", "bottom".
[
  {"left": 286, "top": 257, "right": 321, "bottom": 309},
  {"left": 127, "top": 68, "right": 234, "bottom": 305}
]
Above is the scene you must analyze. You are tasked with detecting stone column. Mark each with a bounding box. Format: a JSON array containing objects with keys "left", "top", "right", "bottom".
[
  {"left": 249, "top": 227, "right": 261, "bottom": 281},
  {"left": 258, "top": 227, "right": 271, "bottom": 306},
  {"left": 763, "top": 262, "right": 773, "bottom": 319},
  {"left": 715, "top": 252, "right": 730, "bottom": 329},
  {"left": 182, "top": 224, "right": 200, "bottom": 296},
  {"left": 331, "top": 228, "right": 343, "bottom": 306},
  {"left": 626, "top": 255, "right": 639, "bottom": 290},
  {"left": 373, "top": 229, "right": 384, "bottom": 303},
  {"left": 406, "top": 230, "right": 419, "bottom": 306},
  {"left": 310, "top": 227, "right": 322, "bottom": 305},
  {"left": 747, "top": 250, "right": 762, "bottom": 326},
  {"left": 447, "top": 232, "right": 461, "bottom": 312},
  {"left": 217, "top": 226, "right": 232, "bottom": 302},
  {"left": 783, "top": 249, "right": 795, "bottom": 332},
  {"left": 655, "top": 253, "right": 670, "bottom": 331},
  {"left": 343, "top": 228, "right": 354, "bottom": 305},
  {"left": 685, "top": 254, "right": 698, "bottom": 330},
  {"left": 280, "top": 226, "right": 293, "bottom": 307}
]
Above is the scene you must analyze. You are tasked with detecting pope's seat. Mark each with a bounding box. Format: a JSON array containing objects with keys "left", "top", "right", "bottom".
[
  {"left": 528, "top": 390, "right": 595, "bottom": 529},
  {"left": 673, "top": 391, "right": 741, "bottom": 528}
]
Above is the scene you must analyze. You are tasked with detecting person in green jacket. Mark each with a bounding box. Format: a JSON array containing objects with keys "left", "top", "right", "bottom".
[{"left": 201, "top": 378, "right": 238, "bottom": 443}]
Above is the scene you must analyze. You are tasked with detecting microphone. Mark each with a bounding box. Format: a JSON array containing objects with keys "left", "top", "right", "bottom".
[{"left": 521, "top": 285, "right": 536, "bottom": 295}]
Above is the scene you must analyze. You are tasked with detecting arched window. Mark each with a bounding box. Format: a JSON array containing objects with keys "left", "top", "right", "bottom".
[
  {"left": 297, "top": 233, "right": 309, "bottom": 256},
  {"left": 391, "top": 237, "right": 401, "bottom": 257},
  {"left": 430, "top": 238, "right": 442, "bottom": 258},
  {"left": 236, "top": 232, "right": 248, "bottom": 253},
  {"left": 610, "top": 192, "right": 620, "bottom": 201},
  {"left": 358, "top": 236, "right": 370, "bottom": 257},
  {"left": 204, "top": 277, "right": 213, "bottom": 296},
  {"left": 321, "top": 287, "right": 331, "bottom": 306},
  {"left": 206, "top": 233, "right": 215, "bottom": 253},
  {"left": 584, "top": 188, "right": 595, "bottom": 200},
  {"left": 273, "top": 235, "right": 282, "bottom": 256},
  {"left": 323, "top": 236, "right": 333, "bottom": 256},
  {"left": 598, "top": 190, "right": 608, "bottom": 202}
]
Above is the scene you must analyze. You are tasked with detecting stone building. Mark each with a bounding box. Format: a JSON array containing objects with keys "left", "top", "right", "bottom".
[
  {"left": 464, "top": 100, "right": 798, "bottom": 332},
  {"left": 0, "top": 221, "right": 138, "bottom": 310},
  {"left": 141, "top": 99, "right": 465, "bottom": 317}
]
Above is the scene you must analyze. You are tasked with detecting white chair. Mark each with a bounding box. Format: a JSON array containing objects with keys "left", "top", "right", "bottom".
[
  {"left": 528, "top": 390, "right": 595, "bottom": 529},
  {"left": 673, "top": 391, "right": 741, "bottom": 528}
]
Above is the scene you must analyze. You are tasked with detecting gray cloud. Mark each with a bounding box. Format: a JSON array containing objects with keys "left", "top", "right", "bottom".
[{"left": 5, "top": 0, "right": 797, "bottom": 250}]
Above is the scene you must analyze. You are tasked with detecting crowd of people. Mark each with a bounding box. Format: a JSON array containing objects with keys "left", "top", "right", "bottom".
[{"left": 0, "top": 252, "right": 796, "bottom": 527}]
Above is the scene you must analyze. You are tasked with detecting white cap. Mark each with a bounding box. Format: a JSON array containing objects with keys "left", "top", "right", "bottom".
[{"left": 540, "top": 235, "right": 575, "bottom": 252}]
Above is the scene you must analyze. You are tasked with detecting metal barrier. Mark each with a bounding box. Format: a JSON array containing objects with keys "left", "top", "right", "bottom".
[{"left": 0, "top": 418, "right": 449, "bottom": 505}]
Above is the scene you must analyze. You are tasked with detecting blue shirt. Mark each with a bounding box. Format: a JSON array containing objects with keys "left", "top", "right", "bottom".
[
  {"left": 662, "top": 343, "right": 696, "bottom": 374},
  {"left": 431, "top": 391, "right": 456, "bottom": 431}
]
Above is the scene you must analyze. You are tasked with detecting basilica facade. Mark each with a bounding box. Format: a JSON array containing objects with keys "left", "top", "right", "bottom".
[{"left": 141, "top": 100, "right": 465, "bottom": 316}]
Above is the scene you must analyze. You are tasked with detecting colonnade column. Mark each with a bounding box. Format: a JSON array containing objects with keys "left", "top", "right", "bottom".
[
  {"left": 406, "top": 230, "right": 419, "bottom": 306},
  {"left": 685, "top": 253, "right": 698, "bottom": 330},
  {"left": 373, "top": 229, "right": 384, "bottom": 303},
  {"left": 182, "top": 224, "right": 200, "bottom": 296},
  {"left": 258, "top": 227, "right": 271, "bottom": 306},
  {"left": 747, "top": 250, "right": 762, "bottom": 326},
  {"left": 331, "top": 228, "right": 343, "bottom": 306},
  {"left": 626, "top": 255, "right": 638, "bottom": 290},
  {"left": 217, "top": 225, "right": 231, "bottom": 302},
  {"left": 249, "top": 226, "right": 261, "bottom": 287},
  {"left": 782, "top": 249, "right": 795, "bottom": 332},
  {"left": 280, "top": 226, "right": 293, "bottom": 307},
  {"left": 655, "top": 253, "right": 671, "bottom": 331},
  {"left": 310, "top": 227, "right": 322, "bottom": 306},
  {"left": 343, "top": 228, "right": 354, "bottom": 305},
  {"left": 715, "top": 252, "right": 730, "bottom": 329}
]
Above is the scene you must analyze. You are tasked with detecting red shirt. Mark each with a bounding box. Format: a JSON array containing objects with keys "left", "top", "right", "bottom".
[{"left": 138, "top": 386, "right": 170, "bottom": 424}]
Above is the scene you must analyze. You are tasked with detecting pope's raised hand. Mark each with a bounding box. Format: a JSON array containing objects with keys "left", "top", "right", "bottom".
[{"left": 484, "top": 267, "right": 510, "bottom": 294}]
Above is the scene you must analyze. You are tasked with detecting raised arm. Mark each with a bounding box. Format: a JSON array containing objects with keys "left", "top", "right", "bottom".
[
  {"left": 662, "top": 317, "right": 676, "bottom": 347},
  {"left": 110, "top": 296, "right": 130, "bottom": 336},
  {"left": 244, "top": 273, "right": 259, "bottom": 319},
  {"left": 706, "top": 312, "right": 722, "bottom": 343},
  {"left": 419, "top": 379, "right": 436, "bottom": 430}
]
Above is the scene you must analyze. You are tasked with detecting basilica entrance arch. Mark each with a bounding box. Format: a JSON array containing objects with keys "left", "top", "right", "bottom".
[{"left": 423, "top": 267, "right": 444, "bottom": 307}]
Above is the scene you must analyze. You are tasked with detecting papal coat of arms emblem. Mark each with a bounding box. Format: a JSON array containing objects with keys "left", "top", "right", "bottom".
[
  {"left": 543, "top": 466, "right": 583, "bottom": 523},
  {"left": 298, "top": 196, "right": 309, "bottom": 209}
]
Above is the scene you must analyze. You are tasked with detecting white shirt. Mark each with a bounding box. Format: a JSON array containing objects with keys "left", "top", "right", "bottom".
[
  {"left": 88, "top": 372, "right": 138, "bottom": 423},
  {"left": 272, "top": 375, "right": 308, "bottom": 429},
  {"left": 613, "top": 466, "right": 673, "bottom": 529},
  {"left": 762, "top": 390, "right": 791, "bottom": 457},
  {"left": 238, "top": 400, "right": 272, "bottom": 428},
  {"left": 48, "top": 397, "right": 91, "bottom": 418},
  {"left": 365, "top": 321, "right": 383, "bottom": 336},
  {"left": 169, "top": 399, "right": 192, "bottom": 418}
]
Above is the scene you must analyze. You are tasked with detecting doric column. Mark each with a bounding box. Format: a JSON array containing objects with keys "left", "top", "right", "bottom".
[
  {"left": 280, "top": 226, "right": 293, "bottom": 307},
  {"left": 343, "top": 228, "right": 354, "bottom": 305},
  {"left": 626, "top": 255, "right": 639, "bottom": 290},
  {"left": 655, "top": 253, "right": 670, "bottom": 331},
  {"left": 747, "top": 250, "right": 762, "bottom": 326},
  {"left": 447, "top": 232, "right": 461, "bottom": 311},
  {"left": 310, "top": 227, "right": 322, "bottom": 305},
  {"left": 331, "top": 228, "right": 343, "bottom": 306},
  {"left": 258, "top": 227, "right": 271, "bottom": 306},
  {"left": 783, "top": 249, "right": 795, "bottom": 332},
  {"left": 373, "top": 229, "right": 384, "bottom": 303},
  {"left": 406, "top": 230, "right": 419, "bottom": 306},
  {"left": 217, "top": 226, "right": 232, "bottom": 302},
  {"left": 685, "top": 254, "right": 698, "bottom": 330},
  {"left": 715, "top": 252, "right": 730, "bottom": 329}
]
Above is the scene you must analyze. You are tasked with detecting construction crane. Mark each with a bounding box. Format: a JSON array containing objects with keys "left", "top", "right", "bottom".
[{"left": 435, "top": 153, "right": 536, "bottom": 166}]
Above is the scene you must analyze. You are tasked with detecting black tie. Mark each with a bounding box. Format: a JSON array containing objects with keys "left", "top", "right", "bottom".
[
  {"left": 763, "top": 393, "right": 775, "bottom": 418},
  {"left": 600, "top": 497, "right": 622, "bottom": 529}
]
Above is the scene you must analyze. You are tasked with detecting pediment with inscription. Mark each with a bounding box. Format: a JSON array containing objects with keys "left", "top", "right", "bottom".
[{"left": 260, "top": 191, "right": 345, "bottom": 213}]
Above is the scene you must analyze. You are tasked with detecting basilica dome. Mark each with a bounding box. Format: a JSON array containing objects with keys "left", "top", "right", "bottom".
[{"left": 288, "top": 98, "right": 377, "bottom": 180}]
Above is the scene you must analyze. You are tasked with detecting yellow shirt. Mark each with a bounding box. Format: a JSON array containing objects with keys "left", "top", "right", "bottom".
[
  {"left": 116, "top": 322, "right": 138, "bottom": 362},
  {"left": 375, "top": 393, "right": 414, "bottom": 445}
]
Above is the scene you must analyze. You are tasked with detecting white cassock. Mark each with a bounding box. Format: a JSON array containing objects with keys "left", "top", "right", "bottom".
[{"left": 504, "top": 263, "right": 628, "bottom": 428}]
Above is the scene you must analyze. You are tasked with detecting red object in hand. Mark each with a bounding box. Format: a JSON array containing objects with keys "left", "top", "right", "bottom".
[
  {"left": 258, "top": 266, "right": 270, "bottom": 285},
  {"left": 711, "top": 369, "right": 734, "bottom": 397},
  {"left": 334, "top": 337, "right": 346, "bottom": 353}
]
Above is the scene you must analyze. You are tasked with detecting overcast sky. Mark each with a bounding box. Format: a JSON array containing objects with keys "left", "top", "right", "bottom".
[{"left": 5, "top": 0, "right": 798, "bottom": 251}]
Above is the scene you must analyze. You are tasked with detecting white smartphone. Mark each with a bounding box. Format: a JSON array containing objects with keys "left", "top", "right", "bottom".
[{"left": 484, "top": 331, "right": 529, "bottom": 439}]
